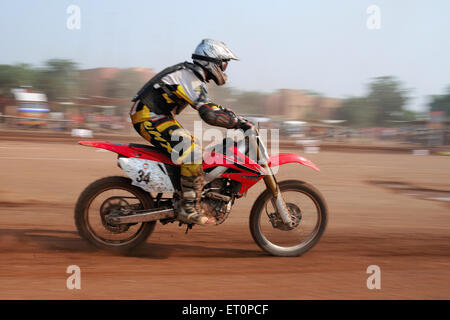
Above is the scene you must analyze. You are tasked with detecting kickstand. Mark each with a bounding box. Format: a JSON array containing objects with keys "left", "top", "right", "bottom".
[{"left": 185, "top": 224, "right": 193, "bottom": 234}]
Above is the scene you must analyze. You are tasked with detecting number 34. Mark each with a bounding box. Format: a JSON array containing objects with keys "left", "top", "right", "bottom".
[{"left": 136, "top": 170, "right": 150, "bottom": 184}]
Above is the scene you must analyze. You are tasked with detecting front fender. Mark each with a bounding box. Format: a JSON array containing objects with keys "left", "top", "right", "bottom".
[{"left": 268, "top": 153, "right": 320, "bottom": 172}]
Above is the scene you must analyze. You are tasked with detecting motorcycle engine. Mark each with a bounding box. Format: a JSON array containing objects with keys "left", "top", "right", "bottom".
[{"left": 201, "top": 179, "right": 234, "bottom": 225}]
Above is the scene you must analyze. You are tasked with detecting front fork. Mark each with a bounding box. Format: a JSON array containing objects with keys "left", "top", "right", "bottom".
[
  {"left": 263, "top": 167, "right": 296, "bottom": 227},
  {"left": 251, "top": 136, "right": 295, "bottom": 227}
]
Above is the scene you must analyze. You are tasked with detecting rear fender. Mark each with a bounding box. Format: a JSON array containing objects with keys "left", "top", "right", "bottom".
[
  {"left": 79, "top": 141, "right": 139, "bottom": 157},
  {"left": 79, "top": 141, "right": 174, "bottom": 164}
]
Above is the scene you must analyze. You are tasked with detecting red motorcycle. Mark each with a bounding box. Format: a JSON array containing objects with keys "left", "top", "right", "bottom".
[{"left": 75, "top": 128, "right": 327, "bottom": 257}]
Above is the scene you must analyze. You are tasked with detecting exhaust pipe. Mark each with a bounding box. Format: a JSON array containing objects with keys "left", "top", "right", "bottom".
[{"left": 109, "top": 208, "right": 175, "bottom": 224}]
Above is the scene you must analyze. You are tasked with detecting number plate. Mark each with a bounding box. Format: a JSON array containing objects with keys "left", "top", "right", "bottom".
[{"left": 118, "top": 158, "right": 175, "bottom": 193}]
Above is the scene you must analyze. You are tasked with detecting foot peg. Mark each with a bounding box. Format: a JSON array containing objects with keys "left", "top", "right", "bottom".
[
  {"left": 177, "top": 207, "right": 210, "bottom": 225},
  {"left": 186, "top": 212, "right": 209, "bottom": 225}
]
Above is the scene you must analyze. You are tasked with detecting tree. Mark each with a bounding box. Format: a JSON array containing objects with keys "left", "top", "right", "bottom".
[
  {"left": 335, "top": 97, "right": 376, "bottom": 127},
  {"left": 429, "top": 86, "right": 450, "bottom": 119},
  {"left": 336, "top": 76, "right": 411, "bottom": 127},
  {"left": 38, "top": 59, "right": 79, "bottom": 100},
  {"left": 367, "top": 76, "right": 409, "bottom": 126},
  {"left": 0, "top": 60, "right": 79, "bottom": 100},
  {"left": 0, "top": 64, "right": 38, "bottom": 96}
]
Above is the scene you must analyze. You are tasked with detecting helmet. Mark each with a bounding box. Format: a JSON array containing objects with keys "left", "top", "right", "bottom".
[{"left": 192, "top": 39, "right": 238, "bottom": 86}]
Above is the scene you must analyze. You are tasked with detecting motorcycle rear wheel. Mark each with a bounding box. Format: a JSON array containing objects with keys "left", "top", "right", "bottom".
[
  {"left": 74, "top": 176, "right": 155, "bottom": 252},
  {"left": 249, "top": 180, "right": 327, "bottom": 257}
]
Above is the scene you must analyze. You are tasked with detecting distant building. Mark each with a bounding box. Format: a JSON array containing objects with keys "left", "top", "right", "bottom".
[{"left": 264, "top": 89, "right": 341, "bottom": 120}]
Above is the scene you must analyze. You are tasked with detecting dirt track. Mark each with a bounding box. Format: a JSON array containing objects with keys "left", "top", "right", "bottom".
[{"left": 0, "top": 139, "right": 449, "bottom": 299}]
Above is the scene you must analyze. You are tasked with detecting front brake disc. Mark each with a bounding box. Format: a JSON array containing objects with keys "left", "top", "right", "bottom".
[{"left": 268, "top": 202, "right": 302, "bottom": 231}]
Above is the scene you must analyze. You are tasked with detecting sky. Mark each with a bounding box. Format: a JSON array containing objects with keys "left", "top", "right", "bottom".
[{"left": 1, "top": 0, "right": 449, "bottom": 112}]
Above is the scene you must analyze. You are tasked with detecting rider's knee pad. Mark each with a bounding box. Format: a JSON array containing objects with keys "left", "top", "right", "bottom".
[{"left": 180, "top": 163, "right": 203, "bottom": 177}]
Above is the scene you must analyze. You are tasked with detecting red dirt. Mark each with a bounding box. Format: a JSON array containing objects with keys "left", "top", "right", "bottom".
[{"left": 0, "top": 140, "right": 449, "bottom": 299}]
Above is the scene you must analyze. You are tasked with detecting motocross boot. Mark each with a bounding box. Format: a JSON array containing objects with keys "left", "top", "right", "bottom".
[{"left": 178, "top": 167, "right": 210, "bottom": 225}]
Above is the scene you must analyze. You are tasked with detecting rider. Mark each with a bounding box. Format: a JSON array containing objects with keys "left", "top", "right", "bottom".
[{"left": 130, "top": 39, "right": 254, "bottom": 225}]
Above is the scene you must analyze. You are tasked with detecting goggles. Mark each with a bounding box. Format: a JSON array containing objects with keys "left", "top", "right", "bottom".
[{"left": 220, "top": 60, "right": 229, "bottom": 72}]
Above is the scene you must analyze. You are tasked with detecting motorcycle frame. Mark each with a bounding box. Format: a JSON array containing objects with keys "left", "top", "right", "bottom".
[{"left": 79, "top": 131, "right": 320, "bottom": 200}]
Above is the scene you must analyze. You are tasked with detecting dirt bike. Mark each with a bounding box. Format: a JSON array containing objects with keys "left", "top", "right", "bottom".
[{"left": 74, "top": 126, "right": 328, "bottom": 257}]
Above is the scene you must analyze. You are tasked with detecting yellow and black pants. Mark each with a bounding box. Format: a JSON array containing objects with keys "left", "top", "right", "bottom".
[{"left": 132, "top": 106, "right": 203, "bottom": 178}]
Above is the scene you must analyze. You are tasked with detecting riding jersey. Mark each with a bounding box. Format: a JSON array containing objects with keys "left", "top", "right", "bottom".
[{"left": 130, "top": 62, "right": 239, "bottom": 129}]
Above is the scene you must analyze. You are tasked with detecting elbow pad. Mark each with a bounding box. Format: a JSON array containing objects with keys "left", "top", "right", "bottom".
[{"left": 198, "top": 103, "right": 238, "bottom": 129}]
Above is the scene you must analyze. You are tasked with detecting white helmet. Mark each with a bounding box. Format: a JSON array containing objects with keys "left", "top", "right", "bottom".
[{"left": 192, "top": 39, "right": 239, "bottom": 86}]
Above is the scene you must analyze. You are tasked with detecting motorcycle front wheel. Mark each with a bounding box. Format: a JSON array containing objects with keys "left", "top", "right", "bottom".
[{"left": 249, "top": 180, "right": 328, "bottom": 257}]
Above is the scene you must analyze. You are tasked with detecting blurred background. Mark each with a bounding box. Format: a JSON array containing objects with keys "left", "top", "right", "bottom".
[{"left": 0, "top": 0, "right": 449, "bottom": 151}]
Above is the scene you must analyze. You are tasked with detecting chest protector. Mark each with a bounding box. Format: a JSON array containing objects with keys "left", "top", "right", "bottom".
[{"left": 132, "top": 62, "right": 205, "bottom": 115}]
